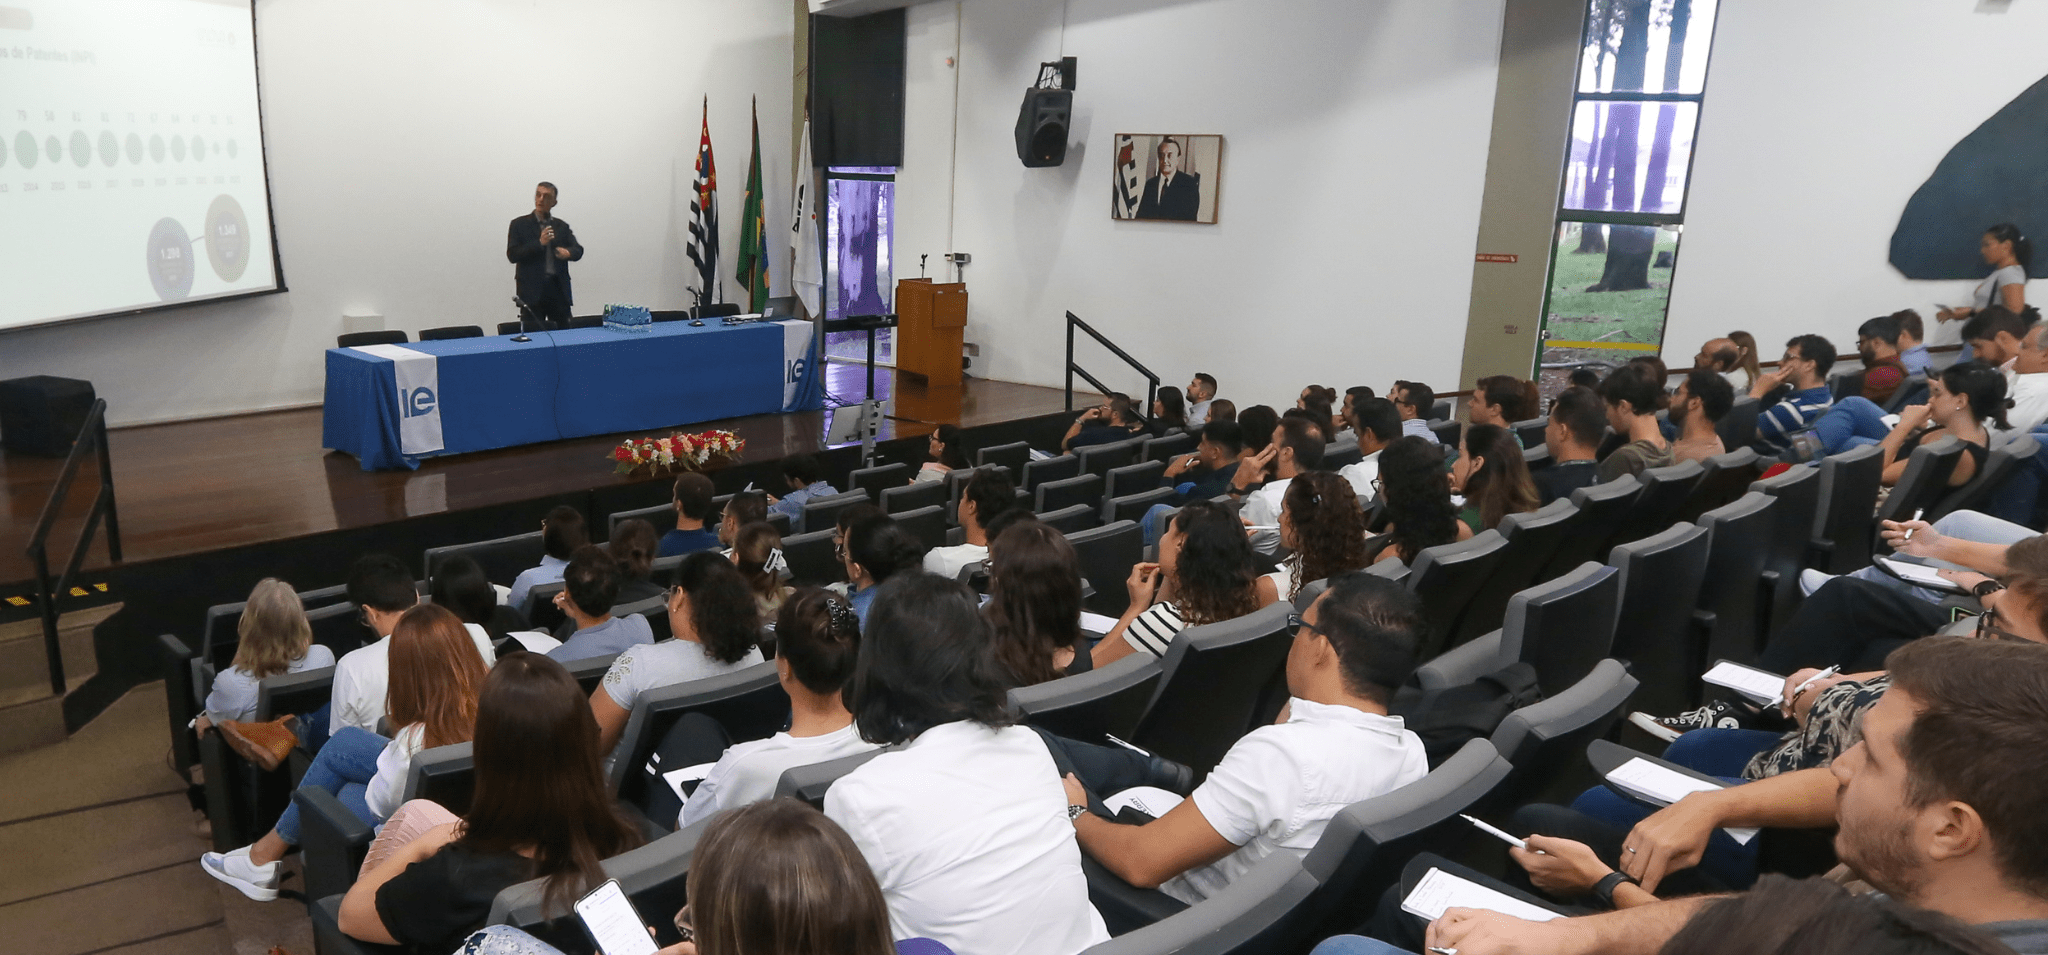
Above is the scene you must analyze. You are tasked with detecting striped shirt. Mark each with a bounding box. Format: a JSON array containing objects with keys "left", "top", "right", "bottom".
[
  {"left": 1755, "top": 385, "right": 1833, "bottom": 454},
  {"left": 1121, "top": 601, "right": 1189, "bottom": 658}
]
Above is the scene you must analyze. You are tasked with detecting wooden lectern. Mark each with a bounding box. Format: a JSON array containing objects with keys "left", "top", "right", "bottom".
[{"left": 894, "top": 279, "right": 966, "bottom": 388}]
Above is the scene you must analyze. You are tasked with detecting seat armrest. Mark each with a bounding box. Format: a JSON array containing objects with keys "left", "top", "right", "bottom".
[
  {"left": 1415, "top": 631, "right": 1506, "bottom": 691},
  {"left": 1081, "top": 855, "right": 1191, "bottom": 937},
  {"left": 310, "top": 893, "right": 406, "bottom": 955},
  {"left": 297, "top": 787, "right": 376, "bottom": 906}
]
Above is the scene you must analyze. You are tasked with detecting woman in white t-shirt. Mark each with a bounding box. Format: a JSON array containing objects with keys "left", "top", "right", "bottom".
[
  {"left": 591, "top": 552, "right": 764, "bottom": 753},
  {"left": 1093, "top": 500, "right": 1269, "bottom": 667},
  {"left": 1938, "top": 223, "right": 2031, "bottom": 331},
  {"left": 200, "top": 578, "right": 335, "bottom": 725},
  {"left": 679, "top": 588, "right": 878, "bottom": 827}
]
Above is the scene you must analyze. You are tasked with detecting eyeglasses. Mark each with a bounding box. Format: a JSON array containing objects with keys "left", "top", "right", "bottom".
[
  {"left": 1285, "top": 613, "right": 1326, "bottom": 636},
  {"left": 1976, "top": 608, "right": 2029, "bottom": 643},
  {"left": 673, "top": 905, "right": 694, "bottom": 942}
]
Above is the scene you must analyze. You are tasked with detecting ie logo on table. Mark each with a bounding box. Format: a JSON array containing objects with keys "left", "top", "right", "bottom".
[
  {"left": 786, "top": 358, "right": 807, "bottom": 383},
  {"left": 401, "top": 386, "right": 438, "bottom": 418}
]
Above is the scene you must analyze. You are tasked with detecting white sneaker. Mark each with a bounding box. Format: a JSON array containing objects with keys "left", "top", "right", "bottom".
[
  {"left": 200, "top": 845, "right": 279, "bottom": 901},
  {"left": 1799, "top": 568, "right": 1834, "bottom": 596}
]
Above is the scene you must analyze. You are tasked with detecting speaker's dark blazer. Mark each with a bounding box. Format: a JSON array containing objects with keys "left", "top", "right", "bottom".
[{"left": 506, "top": 213, "right": 584, "bottom": 305}]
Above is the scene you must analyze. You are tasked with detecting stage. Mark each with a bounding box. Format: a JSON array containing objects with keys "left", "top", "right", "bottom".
[{"left": 0, "top": 364, "right": 1089, "bottom": 589}]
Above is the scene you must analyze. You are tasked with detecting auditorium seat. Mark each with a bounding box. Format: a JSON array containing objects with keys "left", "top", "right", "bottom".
[
  {"left": 848, "top": 463, "right": 911, "bottom": 501},
  {"left": 1082, "top": 739, "right": 1512, "bottom": 947},
  {"left": 1024, "top": 453, "right": 1081, "bottom": 492},
  {"left": 1696, "top": 491, "right": 1778, "bottom": 665},
  {"left": 335, "top": 330, "right": 408, "bottom": 347},
  {"left": 1065, "top": 520, "right": 1143, "bottom": 617},
  {"left": 1811, "top": 444, "right": 1886, "bottom": 573},
  {"left": 1008, "top": 654, "right": 1163, "bottom": 746},
  {"left": 559, "top": 652, "right": 622, "bottom": 697},
  {"left": 1128, "top": 603, "right": 1293, "bottom": 774},
  {"left": 1077, "top": 439, "right": 1142, "bottom": 478},
  {"left": 1510, "top": 417, "right": 1547, "bottom": 449},
  {"left": 1453, "top": 498, "right": 1577, "bottom": 648},
  {"left": 605, "top": 663, "right": 790, "bottom": 823},
  {"left": 1323, "top": 442, "right": 1364, "bottom": 470},
  {"left": 1103, "top": 460, "right": 1166, "bottom": 502},
  {"left": 1876, "top": 434, "right": 1966, "bottom": 531},
  {"left": 524, "top": 581, "right": 568, "bottom": 634},
  {"left": 1608, "top": 460, "right": 1704, "bottom": 552},
  {"left": 419, "top": 324, "right": 484, "bottom": 341},
  {"left": 1416, "top": 561, "right": 1620, "bottom": 700},
  {"left": 1427, "top": 418, "right": 1461, "bottom": 446},
  {"left": 880, "top": 480, "right": 946, "bottom": 516},
  {"left": 892, "top": 504, "right": 948, "bottom": 551},
  {"left": 1606, "top": 522, "right": 1713, "bottom": 715},
  {"left": 608, "top": 502, "right": 678, "bottom": 539},
  {"left": 424, "top": 530, "right": 546, "bottom": 590},
  {"left": 1750, "top": 465, "right": 1822, "bottom": 641},
  {"left": 1038, "top": 502, "right": 1099, "bottom": 535},
  {"left": 1106, "top": 487, "right": 1177, "bottom": 526},
  {"left": 1680, "top": 447, "right": 1761, "bottom": 523},
  {"left": 798, "top": 489, "right": 872, "bottom": 535},
  {"left": 1927, "top": 433, "right": 2033, "bottom": 522},
  {"left": 1883, "top": 375, "right": 1929, "bottom": 413},
  {"left": 774, "top": 749, "right": 888, "bottom": 809},
  {"left": 298, "top": 741, "right": 476, "bottom": 904},
  {"left": 780, "top": 528, "right": 843, "bottom": 586},
  {"left": 1143, "top": 432, "right": 1197, "bottom": 464},
  {"left": 943, "top": 465, "right": 986, "bottom": 523},
  {"left": 1036, "top": 473, "right": 1104, "bottom": 514},
  {"left": 1715, "top": 396, "right": 1761, "bottom": 453},
  {"left": 1432, "top": 399, "right": 1454, "bottom": 421},
  {"left": 1523, "top": 443, "right": 1552, "bottom": 471},
  {"left": 1487, "top": 658, "right": 1637, "bottom": 808},
  {"left": 977, "top": 440, "right": 1033, "bottom": 473},
  {"left": 1404, "top": 531, "right": 1511, "bottom": 661},
  {"left": 198, "top": 665, "right": 335, "bottom": 850}
]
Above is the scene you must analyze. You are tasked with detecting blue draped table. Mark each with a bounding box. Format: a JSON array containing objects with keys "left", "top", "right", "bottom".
[{"left": 322, "top": 322, "right": 793, "bottom": 470}]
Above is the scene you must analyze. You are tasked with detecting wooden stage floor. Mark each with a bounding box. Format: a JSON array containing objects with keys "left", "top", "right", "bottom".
[{"left": 0, "top": 365, "right": 1087, "bottom": 586}]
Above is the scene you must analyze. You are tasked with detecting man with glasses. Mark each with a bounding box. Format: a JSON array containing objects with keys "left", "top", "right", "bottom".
[{"left": 1047, "top": 573, "right": 1430, "bottom": 905}]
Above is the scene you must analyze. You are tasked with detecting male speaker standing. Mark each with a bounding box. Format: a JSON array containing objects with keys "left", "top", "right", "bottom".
[
  {"left": 1135, "top": 138, "right": 1201, "bottom": 221},
  {"left": 507, "top": 181, "right": 583, "bottom": 329}
]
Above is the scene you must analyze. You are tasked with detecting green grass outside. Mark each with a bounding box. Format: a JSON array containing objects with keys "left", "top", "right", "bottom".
[{"left": 1541, "top": 224, "right": 1681, "bottom": 360}]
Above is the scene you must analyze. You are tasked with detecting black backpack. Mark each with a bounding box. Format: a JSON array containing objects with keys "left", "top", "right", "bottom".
[{"left": 1394, "top": 662, "right": 1542, "bottom": 766}]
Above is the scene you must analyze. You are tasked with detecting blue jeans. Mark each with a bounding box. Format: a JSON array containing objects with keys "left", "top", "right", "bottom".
[
  {"left": 1142, "top": 503, "right": 1177, "bottom": 546},
  {"left": 1311, "top": 937, "right": 1415, "bottom": 955},
  {"left": 1810, "top": 396, "right": 1891, "bottom": 456},
  {"left": 274, "top": 725, "right": 387, "bottom": 845},
  {"left": 1567, "top": 731, "right": 1770, "bottom": 889},
  {"left": 1664, "top": 728, "right": 1782, "bottom": 777}
]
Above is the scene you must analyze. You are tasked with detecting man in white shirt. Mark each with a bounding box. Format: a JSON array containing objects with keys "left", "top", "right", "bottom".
[
  {"left": 678, "top": 589, "right": 877, "bottom": 827},
  {"left": 1059, "top": 571, "right": 1430, "bottom": 905},
  {"left": 922, "top": 468, "right": 1017, "bottom": 580},
  {"left": 507, "top": 504, "right": 588, "bottom": 612},
  {"left": 1341, "top": 397, "right": 1401, "bottom": 502},
  {"left": 1186, "top": 373, "right": 1218, "bottom": 428},
  {"left": 1393, "top": 381, "right": 1440, "bottom": 444},
  {"left": 330, "top": 554, "right": 495, "bottom": 736},
  {"left": 2001, "top": 321, "right": 2048, "bottom": 434},
  {"left": 1231, "top": 416, "right": 1325, "bottom": 554}
]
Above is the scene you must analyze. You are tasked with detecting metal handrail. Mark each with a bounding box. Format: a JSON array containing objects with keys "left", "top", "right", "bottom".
[
  {"left": 1065, "top": 312, "right": 1161, "bottom": 423},
  {"left": 25, "top": 398, "right": 122, "bottom": 695}
]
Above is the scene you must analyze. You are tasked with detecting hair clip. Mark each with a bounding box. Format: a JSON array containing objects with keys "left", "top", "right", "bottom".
[
  {"left": 825, "top": 596, "right": 860, "bottom": 635},
  {"left": 764, "top": 547, "right": 788, "bottom": 576}
]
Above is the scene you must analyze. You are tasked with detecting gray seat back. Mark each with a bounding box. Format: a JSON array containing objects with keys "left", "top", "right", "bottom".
[
  {"left": 1008, "top": 654, "right": 1163, "bottom": 745},
  {"left": 425, "top": 530, "right": 546, "bottom": 590},
  {"left": 1813, "top": 444, "right": 1886, "bottom": 573}
]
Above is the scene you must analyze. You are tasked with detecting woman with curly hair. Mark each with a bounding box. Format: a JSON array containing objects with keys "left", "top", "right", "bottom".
[
  {"left": 1258, "top": 471, "right": 1369, "bottom": 603},
  {"left": 1093, "top": 500, "right": 1270, "bottom": 667},
  {"left": 1367, "top": 436, "right": 1469, "bottom": 563},
  {"left": 1452, "top": 423, "right": 1541, "bottom": 534}
]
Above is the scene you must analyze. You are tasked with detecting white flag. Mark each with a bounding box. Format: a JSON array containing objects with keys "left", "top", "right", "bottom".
[{"left": 790, "top": 119, "right": 824, "bottom": 317}]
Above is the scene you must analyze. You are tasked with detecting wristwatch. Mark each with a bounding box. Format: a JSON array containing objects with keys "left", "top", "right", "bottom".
[
  {"left": 1975, "top": 579, "right": 2006, "bottom": 598},
  {"left": 1591, "top": 870, "right": 1638, "bottom": 908},
  {"left": 1067, "top": 803, "right": 1088, "bottom": 821}
]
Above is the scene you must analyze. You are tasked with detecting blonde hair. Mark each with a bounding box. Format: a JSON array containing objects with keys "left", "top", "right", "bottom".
[{"left": 230, "top": 579, "right": 314, "bottom": 680}]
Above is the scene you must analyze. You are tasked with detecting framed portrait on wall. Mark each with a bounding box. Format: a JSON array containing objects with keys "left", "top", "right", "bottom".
[{"left": 1111, "top": 134, "right": 1222, "bottom": 223}]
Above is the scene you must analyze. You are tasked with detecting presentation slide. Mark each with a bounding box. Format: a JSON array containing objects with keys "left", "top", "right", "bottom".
[{"left": 0, "top": 0, "right": 280, "bottom": 332}]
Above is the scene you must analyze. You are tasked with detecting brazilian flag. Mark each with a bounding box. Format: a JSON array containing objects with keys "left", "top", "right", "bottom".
[{"left": 735, "top": 98, "right": 770, "bottom": 313}]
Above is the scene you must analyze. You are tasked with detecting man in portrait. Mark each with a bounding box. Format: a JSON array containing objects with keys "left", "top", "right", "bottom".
[{"left": 1136, "top": 137, "right": 1201, "bottom": 221}]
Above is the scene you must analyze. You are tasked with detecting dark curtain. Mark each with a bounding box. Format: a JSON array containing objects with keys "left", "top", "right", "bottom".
[{"left": 811, "top": 10, "right": 906, "bottom": 168}]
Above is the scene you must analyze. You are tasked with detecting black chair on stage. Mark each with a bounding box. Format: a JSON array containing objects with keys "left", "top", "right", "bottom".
[
  {"left": 419, "top": 325, "right": 484, "bottom": 341},
  {"left": 693, "top": 303, "right": 744, "bottom": 320},
  {"left": 336, "top": 330, "right": 407, "bottom": 347},
  {"left": 1606, "top": 522, "right": 1713, "bottom": 715},
  {"left": 566, "top": 315, "right": 604, "bottom": 329},
  {"left": 781, "top": 529, "right": 843, "bottom": 586},
  {"left": 497, "top": 321, "right": 524, "bottom": 335},
  {"left": 651, "top": 310, "right": 690, "bottom": 323},
  {"left": 978, "top": 441, "right": 1033, "bottom": 474}
]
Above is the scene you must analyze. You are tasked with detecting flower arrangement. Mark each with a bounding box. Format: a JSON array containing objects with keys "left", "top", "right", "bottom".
[{"left": 611, "top": 429, "right": 745, "bottom": 476}]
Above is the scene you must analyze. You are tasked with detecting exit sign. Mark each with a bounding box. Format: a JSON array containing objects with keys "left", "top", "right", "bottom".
[{"left": 1475, "top": 253, "right": 1519, "bottom": 263}]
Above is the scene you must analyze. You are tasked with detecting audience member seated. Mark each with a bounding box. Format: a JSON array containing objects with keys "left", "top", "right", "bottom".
[
  {"left": 1231, "top": 416, "right": 1326, "bottom": 554},
  {"left": 337, "top": 652, "right": 640, "bottom": 952},
  {"left": 1830, "top": 360, "right": 2006, "bottom": 487},
  {"left": 1597, "top": 363, "right": 1675, "bottom": 480},
  {"left": 1854, "top": 313, "right": 1912, "bottom": 407},
  {"left": 1151, "top": 386, "right": 1190, "bottom": 435},
  {"left": 2002, "top": 320, "right": 2048, "bottom": 434},
  {"left": 1965, "top": 305, "right": 2034, "bottom": 377},
  {"left": 1146, "top": 420, "right": 1246, "bottom": 545},
  {"left": 1412, "top": 637, "right": 2048, "bottom": 955},
  {"left": 731, "top": 521, "right": 793, "bottom": 619},
  {"left": 767, "top": 453, "right": 839, "bottom": 526},
  {"left": 1259, "top": 471, "right": 1371, "bottom": 604},
  {"left": 1392, "top": 380, "right": 1440, "bottom": 443},
  {"left": 1453, "top": 423, "right": 1541, "bottom": 534},
  {"left": 545, "top": 546, "right": 654, "bottom": 661},
  {"left": 1234, "top": 403, "right": 1279, "bottom": 478},
  {"left": 1205, "top": 397, "right": 1237, "bottom": 424},
  {"left": 1811, "top": 509, "right": 2038, "bottom": 603},
  {"left": 678, "top": 589, "right": 877, "bottom": 827},
  {"left": 509, "top": 505, "right": 587, "bottom": 612},
  {"left": 592, "top": 551, "right": 764, "bottom": 753},
  {"left": 1062, "top": 393, "right": 1147, "bottom": 452},
  {"left": 1537, "top": 386, "right": 1606, "bottom": 504},
  {"left": 1299, "top": 385, "right": 1339, "bottom": 440},
  {"left": 1895, "top": 308, "right": 1933, "bottom": 375},
  {"left": 716, "top": 489, "right": 768, "bottom": 551},
  {"left": 659, "top": 472, "right": 722, "bottom": 557},
  {"left": 1695, "top": 335, "right": 1747, "bottom": 392},
  {"left": 1469, "top": 375, "right": 1539, "bottom": 428},
  {"left": 1057, "top": 573, "right": 1429, "bottom": 904},
  {"left": 1094, "top": 500, "right": 1268, "bottom": 667},
  {"left": 914, "top": 423, "right": 971, "bottom": 484},
  {"left": 1339, "top": 385, "right": 1376, "bottom": 438},
  {"left": 842, "top": 512, "right": 928, "bottom": 624},
  {"left": 607, "top": 518, "right": 667, "bottom": 605},
  {"left": 825, "top": 575, "right": 1109, "bottom": 955},
  {"left": 433, "top": 555, "right": 546, "bottom": 653},
  {"left": 200, "top": 578, "right": 334, "bottom": 725},
  {"left": 1186, "top": 372, "right": 1218, "bottom": 427},
  {"left": 202, "top": 604, "right": 485, "bottom": 902},
  {"left": 1367, "top": 436, "right": 1471, "bottom": 563},
  {"left": 1668, "top": 369, "right": 1732, "bottom": 464},
  {"left": 985, "top": 520, "right": 1091, "bottom": 685},
  {"left": 923, "top": 467, "right": 1017, "bottom": 580},
  {"left": 1567, "top": 367, "right": 1602, "bottom": 390},
  {"left": 1747, "top": 334, "right": 1838, "bottom": 455},
  {"left": 332, "top": 554, "right": 494, "bottom": 736},
  {"left": 1341, "top": 398, "right": 1402, "bottom": 502}
]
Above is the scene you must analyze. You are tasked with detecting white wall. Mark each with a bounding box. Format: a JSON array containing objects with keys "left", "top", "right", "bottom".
[
  {"left": 0, "top": 0, "right": 793, "bottom": 426},
  {"left": 897, "top": 0, "right": 1504, "bottom": 413},
  {"left": 1667, "top": 0, "right": 2048, "bottom": 361}
]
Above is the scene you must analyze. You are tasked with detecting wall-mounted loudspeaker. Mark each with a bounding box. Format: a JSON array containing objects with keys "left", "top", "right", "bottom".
[{"left": 1015, "top": 88, "right": 1072, "bottom": 167}]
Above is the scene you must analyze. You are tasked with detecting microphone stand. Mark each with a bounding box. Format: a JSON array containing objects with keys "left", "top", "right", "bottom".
[{"left": 512, "top": 294, "right": 548, "bottom": 333}]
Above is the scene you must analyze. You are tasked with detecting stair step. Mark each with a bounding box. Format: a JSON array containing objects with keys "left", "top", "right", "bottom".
[{"left": 0, "top": 604, "right": 120, "bottom": 710}]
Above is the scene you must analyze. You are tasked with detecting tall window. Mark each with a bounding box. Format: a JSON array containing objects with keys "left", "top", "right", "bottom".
[
  {"left": 822, "top": 166, "right": 896, "bottom": 364},
  {"left": 1537, "top": 0, "right": 1719, "bottom": 397}
]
